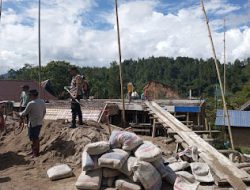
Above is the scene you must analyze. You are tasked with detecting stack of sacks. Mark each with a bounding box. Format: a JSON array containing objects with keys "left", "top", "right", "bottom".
[{"left": 75, "top": 131, "right": 178, "bottom": 190}]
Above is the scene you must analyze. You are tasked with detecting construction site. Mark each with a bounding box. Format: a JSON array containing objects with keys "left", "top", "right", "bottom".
[{"left": 1, "top": 0, "right": 250, "bottom": 190}]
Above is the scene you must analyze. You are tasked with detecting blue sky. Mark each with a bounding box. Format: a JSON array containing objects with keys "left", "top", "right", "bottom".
[{"left": 0, "top": 0, "right": 250, "bottom": 74}]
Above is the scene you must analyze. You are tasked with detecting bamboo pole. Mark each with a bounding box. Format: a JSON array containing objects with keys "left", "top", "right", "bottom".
[
  {"left": 38, "top": 0, "right": 41, "bottom": 98},
  {"left": 223, "top": 18, "right": 226, "bottom": 95},
  {"left": 115, "top": 0, "right": 126, "bottom": 127},
  {"left": 0, "top": 0, "right": 2, "bottom": 22},
  {"left": 200, "top": 0, "right": 234, "bottom": 150},
  {"left": 223, "top": 18, "right": 226, "bottom": 141}
]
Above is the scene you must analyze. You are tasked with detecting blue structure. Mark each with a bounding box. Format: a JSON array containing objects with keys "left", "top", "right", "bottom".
[
  {"left": 215, "top": 109, "right": 250, "bottom": 128},
  {"left": 175, "top": 106, "right": 201, "bottom": 113}
]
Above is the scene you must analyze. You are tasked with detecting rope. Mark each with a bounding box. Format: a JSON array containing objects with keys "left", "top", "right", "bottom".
[{"left": 200, "top": 0, "right": 234, "bottom": 150}]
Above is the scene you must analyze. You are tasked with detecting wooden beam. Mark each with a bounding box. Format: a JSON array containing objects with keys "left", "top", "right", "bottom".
[{"left": 145, "top": 101, "right": 249, "bottom": 189}]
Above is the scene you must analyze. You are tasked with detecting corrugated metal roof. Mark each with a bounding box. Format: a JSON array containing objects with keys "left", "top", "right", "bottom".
[
  {"left": 0, "top": 80, "right": 57, "bottom": 101},
  {"left": 215, "top": 109, "right": 250, "bottom": 128}
]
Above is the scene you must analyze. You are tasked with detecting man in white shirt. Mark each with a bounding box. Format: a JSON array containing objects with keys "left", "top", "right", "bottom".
[{"left": 19, "top": 89, "right": 46, "bottom": 157}]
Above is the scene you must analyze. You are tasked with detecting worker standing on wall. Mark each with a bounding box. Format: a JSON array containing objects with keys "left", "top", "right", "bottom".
[
  {"left": 127, "top": 82, "right": 133, "bottom": 103},
  {"left": 69, "top": 67, "right": 83, "bottom": 128}
]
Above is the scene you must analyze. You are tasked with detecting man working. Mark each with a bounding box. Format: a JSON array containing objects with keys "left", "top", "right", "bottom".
[
  {"left": 127, "top": 82, "right": 133, "bottom": 103},
  {"left": 19, "top": 89, "right": 46, "bottom": 158},
  {"left": 69, "top": 67, "right": 83, "bottom": 128}
]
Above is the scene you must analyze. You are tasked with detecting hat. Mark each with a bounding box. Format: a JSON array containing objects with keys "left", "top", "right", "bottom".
[
  {"left": 29, "top": 89, "right": 39, "bottom": 96},
  {"left": 190, "top": 162, "right": 214, "bottom": 183}
]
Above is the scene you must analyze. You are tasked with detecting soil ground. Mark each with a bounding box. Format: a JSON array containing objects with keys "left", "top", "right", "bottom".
[{"left": 0, "top": 117, "right": 176, "bottom": 190}]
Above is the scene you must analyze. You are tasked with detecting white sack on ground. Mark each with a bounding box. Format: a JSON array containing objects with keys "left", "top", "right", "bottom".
[
  {"left": 85, "top": 141, "right": 110, "bottom": 155},
  {"left": 168, "top": 161, "right": 190, "bottom": 172},
  {"left": 103, "top": 168, "right": 121, "bottom": 178},
  {"left": 174, "top": 176, "right": 199, "bottom": 190},
  {"left": 134, "top": 141, "right": 162, "bottom": 162},
  {"left": 115, "top": 178, "right": 142, "bottom": 190},
  {"left": 132, "top": 160, "right": 162, "bottom": 190},
  {"left": 75, "top": 169, "right": 102, "bottom": 190},
  {"left": 109, "top": 131, "right": 143, "bottom": 151},
  {"left": 47, "top": 164, "right": 73, "bottom": 181},
  {"left": 82, "top": 151, "right": 99, "bottom": 171},
  {"left": 152, "top": 158, "right": 177, "bottom": 185},
  {"left": 120, "top": 156, "right": 138, "bottom": 176},
  {"left": 190, "top": 162, "right": 214, "bottom": 183},
  {"left": 98, "top": 149, "right": 130, "bottom": 169}
]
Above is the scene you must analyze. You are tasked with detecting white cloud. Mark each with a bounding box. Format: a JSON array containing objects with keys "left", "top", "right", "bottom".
[{"left": 0, "top": 0, "right": 249, "bottom": 74}]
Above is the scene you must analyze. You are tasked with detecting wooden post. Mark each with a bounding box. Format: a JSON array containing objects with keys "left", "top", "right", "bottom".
[
  {"left": 115, "top": 0, "right": 126, "bottom": 127},
  {"left": 197, "top": 112, "right": 200, "bottom": 127},
  {"left": 205, "top": 118, "right": 208, "bottom": 131},
  {"left": 152, "top": 119, "right": 156, "bottom": 138},
  {"left": 201, "top": 0, "right": 234, "bottom": 150}
]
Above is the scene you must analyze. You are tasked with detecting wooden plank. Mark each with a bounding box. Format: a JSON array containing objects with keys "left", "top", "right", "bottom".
[
  {"left": 132, "top": 128, "right": 150, "bottom": 133},
  {"left": 145, "top": 101, "right": 250, "bottom": 189}
]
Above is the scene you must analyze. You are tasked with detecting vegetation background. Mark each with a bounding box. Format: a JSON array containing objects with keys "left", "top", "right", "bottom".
[{"left": 2, "top": 56, "right": 250, "bottom": 125}]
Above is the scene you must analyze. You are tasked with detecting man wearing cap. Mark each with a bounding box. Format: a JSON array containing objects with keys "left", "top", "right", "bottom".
[
  {"left": 20, "top": 85, "right": 30, "bottom": 111},
  {"left": 69, "top": 67, "right": 83, "bottom": 128},
  {"left": 19, "top": 89, "right": 46, "bottom": 158}
]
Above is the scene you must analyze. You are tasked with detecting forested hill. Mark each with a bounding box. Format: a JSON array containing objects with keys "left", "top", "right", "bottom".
[{"left": 4, "top": 56, "right": 250, "bottom": 108}]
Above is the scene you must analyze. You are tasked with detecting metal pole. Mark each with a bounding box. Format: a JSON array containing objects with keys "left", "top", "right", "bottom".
[
  {"left": 115, "top": 0, "right": 126, "bottom": 127},
  {"left": 201, "top": 0, "right": 234, "bottom": 150},
  {"left": 38, "top": 0, "right": 41, "bottom": 98}
]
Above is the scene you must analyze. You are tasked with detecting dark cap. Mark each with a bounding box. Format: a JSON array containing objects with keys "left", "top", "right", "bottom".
[{"left": 29, "top": 89, "right": 39, "bottom": 96}]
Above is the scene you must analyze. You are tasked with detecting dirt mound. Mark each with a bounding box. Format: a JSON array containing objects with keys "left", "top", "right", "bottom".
[{"left": 0, "top": 118, "right": 110, "bottom": 166}]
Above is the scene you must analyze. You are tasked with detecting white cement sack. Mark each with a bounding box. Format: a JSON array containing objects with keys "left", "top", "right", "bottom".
[
  {"left": 47, "top": 164, "right": 73, "bottom": 181},
  {"left": 109, "top": 131, "right": 143, "bottom": 151},
  {"left": 120, "top": 156, "right": 138, "bottom": 176},
  {"left": 82, "top": 151, "right": 99, "bottom": 171},
  {"left": 85, "top": 141, "right": 110, "bottom": 155},
  {"left": 75, "top": 169, "right": 102, "bottom": 190},
  {"left": 176, "top": 171, "right": 196, "bottom": 183},
  {"left": 152, "top": 158, "right": 177, "bottom": 185},
  {"left": 109, "top": 130, "right": 123, "bottom": 149},
  {"left": 190, "top": 162, "right": 214, "bottom": 183},
  {"left": 103, "top": 168, "right": 121, "bottom": 178},
  {"left": 132, "top": 161, "right": 162, "bottom": 190},
  {"left": 134, "top": 141, "right": 162, "bottom": 162},
  {"left": 174, "top": 176, "right": 199, "bottom": 190},
  {"left": 168, "top": 161, "right": 190, "bottom": 172},
  {"left": 98, "top": 149, "right": 130, "bottom": 169},
  {"left": 115, "top": 178, "right": 142, "bottom": 190}
]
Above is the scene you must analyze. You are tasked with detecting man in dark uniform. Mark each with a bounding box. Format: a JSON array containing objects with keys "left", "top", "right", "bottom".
[{"left": 69, "top": 67, "right": 83, "bottom": 128}]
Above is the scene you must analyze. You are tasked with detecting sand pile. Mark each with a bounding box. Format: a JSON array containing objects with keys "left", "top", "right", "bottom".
[{"left": 0, "top": 118, "right": 110, "bottom": 166}]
